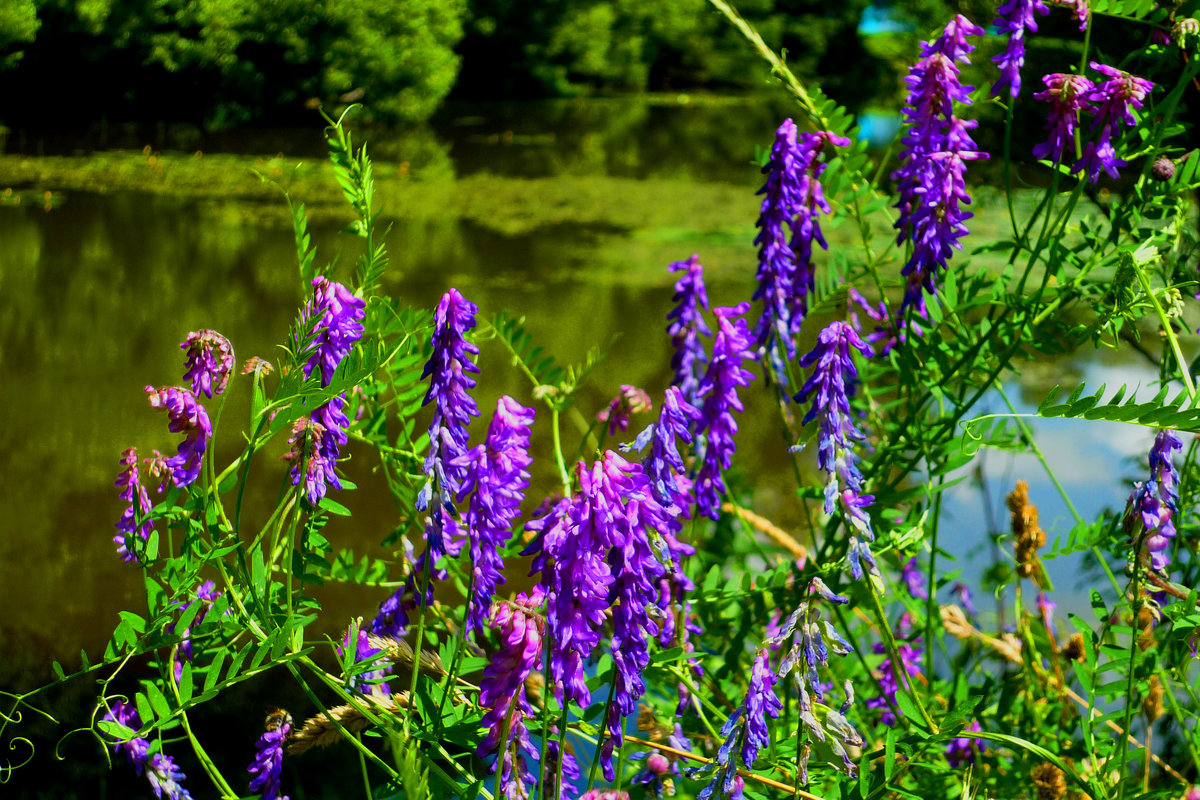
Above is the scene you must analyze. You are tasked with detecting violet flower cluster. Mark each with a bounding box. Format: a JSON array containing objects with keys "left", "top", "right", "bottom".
[
  {"left": 145, "top": 385, "right": 212, "bottom": 488},
  {"left": 247, "top": 711, "right": 292, "bottom": 800},
  {"left": 114, "top": 447, "right": 155, "bottom": 563},
  {"left": 666, "top": 254, "right": 712, "bottom": 407},
  {"left": 101, "top": 701, "right": 194, "bottom": 800},
  {"left": 597, "top": 384, "right": 653, "bottom": 437},
  {"left": 866, "top": 639, "right": 924, "bottom": 726},
  {"left": 524, "top": 451, "right": 673, "bottom": 780},
  {"left": 794, "top": 321, "right": 879, "bottom": 580},
  {"left": 478, "top": 588, "right": 546, "bottom": 799},
  {"left": 1033, "top": 63, "right": 1153, "bottom": 183},
  {"left": 892, "top": 15, "right": 988, "bottom": 317},
  {"left": 286, "top": 277, "right": 367, "bottom": 505},
  {"left": 697, "top": 648, "right": 781, "bottom": 800},
  {"left": 945, "top": 720, "right": 984, "bottom": 767},
  {"left": 695, "top": 303, "right": 755, "bottom": 520},
  {"left": 171, "top": 580, "right": 220, "bottom": 682},
  {"left": 341, "top": 622, "right": 391, "bottom": 695},
  {"left": 630, "top": 725, "right": 692, "bottom": 799},
  {"left": 1130, "top": 430, "right": 1182, "bottom": 571},
  {"left": 180, "top": 329, "right": 234, "bottom": 399},
  {"left": 991, "top": 0, "right": 1049, "bottom": 99},
  {"left": 752, "top": 121, "right": 848, "bottom": 375},
  {"left": 901, "top": 556, "right": 927, "bottom": 600},
  {"left": 770, "top": 580, "right": 864, "bottom": 780},
  {"left": 454, "top": 395, "right": 535, "bottom": 637}
]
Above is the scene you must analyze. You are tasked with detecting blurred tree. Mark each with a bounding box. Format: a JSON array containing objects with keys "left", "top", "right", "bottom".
[{"left": 0, "top": 0, "right": 39, "bottom": 69}]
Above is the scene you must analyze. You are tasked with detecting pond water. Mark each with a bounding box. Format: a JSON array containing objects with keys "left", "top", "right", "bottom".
[{"left": 0, "top": 96, "right": 1165, "bottom": 688}]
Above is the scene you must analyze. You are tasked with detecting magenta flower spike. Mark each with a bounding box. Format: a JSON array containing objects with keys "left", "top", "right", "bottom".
[
  {"left": 695, "top": 303, "right": 755, "bottom": 520},
  {"left": 114, "top": 447, "right": 155, "bottom": 563},
  {"left": 667, "top": 254, "right": 712, "bottom": 407},
  {"left": 145, "top": 385, "right": 212, "bottom": 488},
  {"left": 991, "top": 0, "right": 1050, "bottom": 98},
  {"left": 180, "top": 329, "right": 234, "bottom": 399}
]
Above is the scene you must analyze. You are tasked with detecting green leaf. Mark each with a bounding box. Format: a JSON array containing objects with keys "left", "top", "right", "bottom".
[{"left": 145, "top": 682, "right": 171, "bottom": 721}]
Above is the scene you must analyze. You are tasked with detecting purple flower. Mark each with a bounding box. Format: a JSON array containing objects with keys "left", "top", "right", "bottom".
[
  {"left": 752, "top": 123, "right": 848, "bottom": 374},
  {"left": 794, "top": 321, "right": 879, "bottom": 580},
  {"left": 892, "top": 15, "right": 987, "bottom": 318},
  {"left": 951, "top": 581, "right": 977, "bottom": 616},
  {"left": 248, "top": 712, "right": 291, "bottom": 800},
  {"left": 172, "top": 580, "right": 220, "bottom": 682},
  {"left": 421, "top": 289, "right": 481, "bottom": 556},
  {"left": 525, "top": 452, "right": 674, "bottom": 779},
  {"left": 454, "top": 396, "right": 535, "bottom": 637},
  {"left": 1132, "top": 430, "right": 1182, "bottom": 571},
  {"left": 629, "top": 385, "right": 702, "bottom": 515},
  {"left": 598, "top": 385, "right": 653, "bottom": 437},
  {"left": 901, "top": 556, "right": 927, "bottom": 600},
  {"left": 283, "top": 417, "right": 331, "bottom": 506},
  {"left": 945, "top": 720, "right": 984, "bottom": 767},
  {"left": 667, "top": 254, "right": 712, "bottom": 407},
  {"left": 145, "top": 385, "right": 212, "bottom": 488},
  {"left": 695, "top": 303, "right": 755, "bottom": 520},
  {"left": 1032, "top": 73, "right": 1095, "bottom": 163},
  {"left": 340, "top": 623, "right": 391, "bottom": 695},
  {"left": 114, "top": 447, "right": 155, "bottom": 564},
  {"left": 296, "top": 277, "right": 366, "bottom": 386},
  {"left": 370, "top": 512, "right": 462, "bottom": 637},
  {"left": 1074, "top": 62, "right": 1153, "bottom": 183},
  {"left": 478, "top": 588, "right": 544, "bottom": 799},
  {"left": 866, "top": 640, "right": 924, "bottom": 726},
  {"left": 698, "top": 649, "right": 784, "bottom": 800},
  {"left": 180, "top": 329, "right": 234, "bottom": 399},
  {"left": 101, "top": 702, "right": 194, "bottom": 800},
  {"left": 631, "top": 724, "right": 692, "bottom": 798},
  {"left": 991, "top": 0, "right": 1050, "bottom": 98}
]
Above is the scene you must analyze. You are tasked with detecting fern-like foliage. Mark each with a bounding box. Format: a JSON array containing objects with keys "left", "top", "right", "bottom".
[{"left": 1035, "top": 382, "right": 1200, "bottom": 429}]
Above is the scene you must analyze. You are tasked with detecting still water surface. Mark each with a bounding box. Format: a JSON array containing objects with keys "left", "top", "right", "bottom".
[{"left": 0, "top": 96, "right": 1163, "bottom": 685}]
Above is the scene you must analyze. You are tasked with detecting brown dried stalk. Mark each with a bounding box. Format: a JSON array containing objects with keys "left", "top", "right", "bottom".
[
  {"left": 287, "top": 692, "right": 410, "bottom": 755},
  {"left": 721, "top": 502, "right": 809, "bottom": 561}
]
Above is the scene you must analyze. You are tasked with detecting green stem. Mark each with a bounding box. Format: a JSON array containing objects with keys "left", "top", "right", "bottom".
[
  {"left": 867, "top": 584, "right": 937, "bottom": 733},
  {"left": 1131, "top": 259, "right": 1195, "bottom": 402},
  {"left": 551, "top": 407, "right": 572, "bottom": 497}
]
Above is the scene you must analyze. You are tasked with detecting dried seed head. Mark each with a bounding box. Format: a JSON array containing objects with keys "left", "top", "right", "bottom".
[
  {"left": 1062, "top": 633, "right": 1086, "bottom": 662},
  {"left": 286, "top": 693, "right": 410, "bottom": 755},
  {"left": 1008, "top": 480, "right": 1046, "bottom": 580},
  {"left": 1143, "top": 675, "right": 1164, "bottom": 723},
  {"left": 1032, "top": 763, "right": 1067, "bottom": 800}
]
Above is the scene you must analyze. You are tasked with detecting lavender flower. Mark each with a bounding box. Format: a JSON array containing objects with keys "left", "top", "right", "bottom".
[
  {"left": 794, "top": 321, "right": 879, "bottom": 580},
  {"left": 598, "top": 385, "right": 653, "bottom": 437},
  {"left": 370, "top": 513, "right": 462, "bottom": 637},
  {"left": 1131, "top": 430, "right": 1182, "bottom": 571},
  {"left": 631, "top": 725, "right": 692, "bottom": 799},
  {"left": 697, "top": 649, "right": 781, "bottom": 800},
  {"left": 1037, "top": 591, "right": 1057, "bottom": 639},
  {"left": 247, "top": 710, "right": 292, "bottom": 800},
  {"left": 180, "top": 329, "right": 234, "bottom": 398},
  {"left": 145, "top": 385, "right": 212, "bottom": 488},
  {"left": 991, "top": 0, "right": 1050, "bottom": 98},
  {"left": 172, "top": 580, "right": 220, "bottom": 682},
  {"left": 297, "top": 277, "right": 366, "bottom": 386},
  {"left": 666, "top": 254, "right": 712, "bottom": 406},
  {"left": 1074, "top": 62, "right": 1153, "bottom": 183},
  {"left": 479, "top": 588, "right": 544, "bottom": 799},
  {"left": 283, "top": 417, "right": 331, "bottom": 506},
  {"left": 951, "top": 581, "right": 977, "bottom": 616},
  {"left": 454, "top": 396, "right": 535, "bottom": 637},
  {"left": 309, "top": 394, "right": 350, "bottom": 498},
  {"left": 945, "top": 720, "right": 984, "bottom": 767},
  {"left": 892, "top": 15, "right": 987, "bottom": 317},
  {"left": 101, "top": 701, "right": 194, "bottom": 800},
  {"left": 421, "top": 288, "right": 481, "bottom": 558},
  {"left": 752, "top": 123, "right": 848, "bottom": 374},
  {"left": 866, "top": 640, "right": 923, "bottom": 726},
  {"left": 695, "top": 303, "right": 755, "bottom": 520},
  {"left": 340, "top": 623, "right": 391, "bottom": 695},
  {"left": 1032, "top": 73, "right": 1095, "bottom": 164},
  {"left": 901, "top": 556, "right": 927, "bottom": 600},
  {"left": 115, "top": 447, "right": 155, "bottom": 564}
]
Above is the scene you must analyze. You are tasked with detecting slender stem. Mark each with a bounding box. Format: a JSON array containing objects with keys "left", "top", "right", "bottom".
[
  {"left": 867, "top": 584, "right": 937, "bottom": 733},
  {"left": 1131, "top": 259, "right": 1195, "bottom": 402},
  {"left": 551, "top": 407, "right": 572, "bottom": 497}
]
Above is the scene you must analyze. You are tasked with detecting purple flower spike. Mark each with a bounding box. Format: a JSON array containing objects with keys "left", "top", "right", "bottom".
[
  {"left": 742, "top": 649, "right": 782, "bottom": 765},
  {"left": 752, "top": 123, "right": 849, "bottom": 374},
  {"left": 297, "top": 277, "right": 366, "bottom": 386},
  {"left": 794, "top": 321, "right": 879, "bottom": 580},
  {"left": 1073, "top": 62, "right": 1153, "bottom": 183},
  {"left": 1131, "top": 429, "right": 1181, "bottom": 571},
  {"left": 991, "top": 0, "right": 1050, "bottom": 98},
  {"left": 667, "top": 254, "right": 712, "bottom": 407},
  {"left": 892, "top": 15, "right": 987, "bottom": 318},
  {"left": 478, "top": 588, "right": 546, "bottom": 800},
  {"left": 945, "top": 720, "right": 984, "bottom": 766},
  {"left": 640, "top": 385, "right": 702, "bottom": 513},
  {"left": 145, "top": 385, "right": 212, "bottom": 488},
  {"left": 172, "top": 580, "right": 220, "bottom": 682},
  {"left": 454, "top": 396, "right": 535, "bottom": 637},
  {"left": 181, "top": 329, "right": 234, "bottom": 398},
  {"left": 102, "top": 702, "right": 194, "bottom": 800},
  {"left": 695, "top": 303, "right": 756, "bottom": 520},
  {"left": 598, "top": 384, "right": 653, "bottom": 436},
  {"left": 248, "top": 711, "right": 292, "bottom": 800},
  {"left": 901, "top": 556, "right": 928, "bottom": 600},
  {"left": 866, "top": 640, "right": 924, "bottom": 726},
  {"left": 115, "top": 447, "right": 155, "bottom": 564},
  {"left": 422, "top": 288, "right": 481, "bottom": 512},
  {"left": 1032, "top": 73, "right": 1095, "bottom": 164},
  {"left": 951, "top": 581, "right": 977, "bottom": 616}
]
